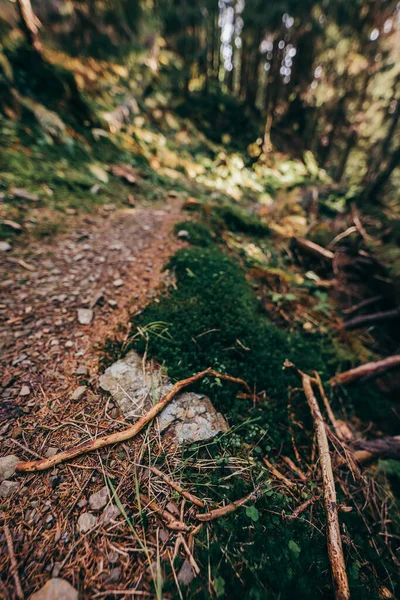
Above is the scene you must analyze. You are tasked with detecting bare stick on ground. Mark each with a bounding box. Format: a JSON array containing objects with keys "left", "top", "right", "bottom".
[
  {"left": 16, "top": 369, "right": 251, "bottom": 473},
  {"left": 284, "top": 361, "right": 350, "bottom": 600},
  {"left": 336, "top": 436, "right": 400, "bottom": 466},
  {"left": 343, "top": 307, "right": 400, "bottom": 330},
  {"left": 313, "top": 372, "right": 353, "bottom": 441},
  {"left": 147, "top": 465, "right": 205, "bottom": 508},
  {"left": 330, "top": 355, "right": 400, "bottom": 387},
  {"left": 3, "top": 522, "right": 24, "bottom": 599},
  {"left": 292, "top": 237, "right": 334, "bottom": 262},
  {"left": 196, "top": 488, "right": 261, "bottom": 522}
]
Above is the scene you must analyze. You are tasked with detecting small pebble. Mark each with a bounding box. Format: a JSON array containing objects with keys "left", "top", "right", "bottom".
[
  {"left": 112, "top": 279, "right": 123, "bottom": 287},
  {"left": 20, "top": 385, "right": 30, "bottom": 396}
]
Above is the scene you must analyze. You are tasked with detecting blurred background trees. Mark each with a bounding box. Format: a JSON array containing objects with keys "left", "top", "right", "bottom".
[{"left": 1, "top": 0, "right": 399, "bottom": 201}]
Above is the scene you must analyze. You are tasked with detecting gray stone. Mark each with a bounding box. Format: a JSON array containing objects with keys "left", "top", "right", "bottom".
[
  {"left": 112, "top": 279, "right": 123, "bottom": 287},
  {"left": 71, "top": 386, "right": 87, "bottom": 401},
  {"left": 77, "top": 308, "right": 93, "bottom": 325},
  {"left": 177, "top": 558, "right": 195, "bottom": 586},
  {"left": 77, "top": 512, "right": 97, "bottom": 533},
  {"left": 89, "top": 486, "right": 108, "bottom": 511},
  {"left": 0, "top": 455, "right": 19, "bottom": 481},
  {"left": 177, "top": 229, "right": 190, "bottom": 239},
  {"left": 45, "top": 447, "right": 59, "bottom": 458},
  {"left": 158, "top": 392, "right": 229, "bottom": 444},
  {"left": 0, "top": 241, "right": 11, "bottom": 252},
  {"left": 30, "top": 578, "right": 78, "bottom": 600},
  {"left": 20, "top": 385, "right": 30, "bottom": 396},
  {"left": 99, "top": 350, "right": 170, "bottom": 420},
  {"left": 0, "top": 480, "right": 19, "bottom": 497},
  {"left": 75, "top": 365, "right": 88, "bottom": 376},
  {"left": 98, "top": 350, "right": 228, "bottom": 444},
  {"left": 101, "top": 504, "right": 121, "bottom": 523}
]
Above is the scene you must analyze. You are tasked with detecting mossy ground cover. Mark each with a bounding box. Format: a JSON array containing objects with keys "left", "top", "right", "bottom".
[{"left": 127, "top": 229, "right": 395, "bottom": 599}]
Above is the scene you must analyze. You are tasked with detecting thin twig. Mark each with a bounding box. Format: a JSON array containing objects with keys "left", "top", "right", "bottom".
[
  {"left": 3, "top": 523, "right": 24, "bottom": 599},
  {"left": 195, "top": 488, "right": 261, "bottom": 522}
]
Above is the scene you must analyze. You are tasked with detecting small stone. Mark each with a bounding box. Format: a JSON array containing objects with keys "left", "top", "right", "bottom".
[
  {"left": 103, "top": 203, "right": 116, "bottom": 211},
  {"left": 177, "top": 229, "right": 190, "bottom": 239},
  {"left": 108, "top": 550, "right": 119, "bottom": 564},
  {"left": 77, "top": 308, "right": 93, "bottom": 325},
  {"left": 177, "top": 558, "right": 195, "bottom": 586},
  {"left": 71, "top": 386, "right": 87, "bottom": 401},
  {"left": 89, "top": 486, "right": 108, "bottom": 511},
  {"left": 19, "top": 385, "right": 30, "bottom": 396},
  {"left": 30, "top": 578, "right": 78, "bottom": 600},
  {"left": 101, "top": 504, "right": 121, "bottom": 523},
  {"left": 108, "top": 567, "right": 121, "bottom": 583},
  {"left": 0, "top": 241, "right": 11, "bottom": 252},
  {"left": 0, "top": 480, "right": 19, "bottom": 497},
  {"left": 65, "top": 208, "right": 77, "bottom": 215},
  {"left": 45, "top": 447, "right": 59, "bottom": 458},
  {"left": 77, "top": 512, "right": 97, "bottom": 533},
  {"left": 65, "top": 341, "right": 73, "bottom": 348},
  {"left": 107, "top": 299, "right": 118, "bottom": 308},
  {"left": 0, "top": 455, "right": 19, "bottom": 481},
  {"left": 77, "top": 498, "right": 87, "bottom": 508},
  {"left": 75, "top": 365, "right": 88, "bottom": 376},
  {"left": 10, "top": 426, "right": 23, "bottom": 439},
  {"left": 112, "top": 279, "right": 123, "bottom": 287},
  {"left": 90, "top": 184, "right": 101, "bottom": 195}
]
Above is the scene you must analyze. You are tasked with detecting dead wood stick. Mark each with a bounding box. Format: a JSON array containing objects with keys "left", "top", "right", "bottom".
[
  {"left": 285, "top": 361, "right": 350, "bottom": 600},
  {"left": 139, "top": 494, "right": 190, "bottom": 532},
  {"left": 281, "top": 456, "right": 307, "bottom": 482},
  {"left": 17, "top": 369, "right": 250, "bottom": 473},
  {"left": 147, "top": 465, "right": 205, "bottom": 508},
  {"left": 343, "top": 307, "right": 400, "bottom": 330},
  {"left": 342, "top": 295, "right": 383, "bottom": 316},
  {"left": 263, "top": 457, "right": 295, "bottom": 487},
  {"left": 313, "top": 372, "right": 353, "bottom": 441},
  {"left": 288, "top": 496, "right": 320, "bottom": 520},
  {"left": 336, "top": 436, "right": 400, "bottom": 466},
  {"left": 195, "top": 488, "right": 261, "bottom": 522},
  {"left": 351, "top": 203, "right": 371, "bottom": 243},
  {"left": 330, "top": 355, "right": 400, "bottom": 387},
  {"left": 3, "top": 523, "right": 24, "bottom": 599},
  {"left": 292, "top": 237, "right": 334, "bottom": 262}
]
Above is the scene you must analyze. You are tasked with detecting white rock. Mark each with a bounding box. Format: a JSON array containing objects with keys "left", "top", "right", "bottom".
[
  {"left": 0, "top": 480, "right": 19, "bottom": 497},
  {"left": 0, "top": 455, "right": 19, "bottom": 481},
  {"left": 112, "top": 279, "right": 123, "bottom": 287},
  {"left": 77, "top": 512, "right": 97, "bottom": 533},
  {"left": 158, "top": 392, "right": 229, "bottom": 444},
  {"left": 89, "top": 486, "right": 108, "bottom": 511},
  {"left": 20, "top": 385, "right": 30, "bottom": 396},
  {"left": 177, "top": 230, "right": 190, "bottom": 239},
  {"left": 30, "top": 578, "right": 78, "bottom": 600},
  {"left": 77, "top": 308, "right": 93, "bottom": 325},
  {"left": 0, "top": 241, "right": 11, "bottom": 252},
  {"left": 99, "top": 350, "right": 228, "bottom": 444}
]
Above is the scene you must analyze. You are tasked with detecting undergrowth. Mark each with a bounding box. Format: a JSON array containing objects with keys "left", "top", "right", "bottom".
[{"left": 127, "top": 241, "right": 392, "bottom": 599}]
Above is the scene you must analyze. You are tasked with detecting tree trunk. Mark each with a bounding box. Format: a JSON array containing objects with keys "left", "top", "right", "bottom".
[{"left": 363, "top": 145, "right": 400, "bottom": 202}]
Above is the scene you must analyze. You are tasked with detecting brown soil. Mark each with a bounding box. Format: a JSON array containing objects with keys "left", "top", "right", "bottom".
[{"left": 0, "top": 200, "right": 187, "bottom": 598}]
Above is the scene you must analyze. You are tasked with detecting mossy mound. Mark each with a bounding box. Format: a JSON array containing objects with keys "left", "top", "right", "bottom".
[
  {"left": 127, "top": 245, "right": 390, "bottom": 599},
  {"left": 173, "top": 221, "right": 217, "bottom": 247}
]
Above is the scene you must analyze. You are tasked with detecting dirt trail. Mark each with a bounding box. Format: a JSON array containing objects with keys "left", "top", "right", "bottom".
[{"left": 0, "top": 200, "right": 184, "bottom": 425}]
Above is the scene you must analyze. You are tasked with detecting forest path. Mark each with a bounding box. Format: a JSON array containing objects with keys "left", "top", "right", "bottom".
[{"left": 0, "top": 200, "right": 184, "bottom": 424}]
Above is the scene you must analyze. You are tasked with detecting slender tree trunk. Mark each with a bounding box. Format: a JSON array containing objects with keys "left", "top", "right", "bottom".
[
  {"left": 363, "top": 145, "right": 400, "bottom": 202},
  {"left": 16, "top": 0, "right": 41, "bottom": 52}
]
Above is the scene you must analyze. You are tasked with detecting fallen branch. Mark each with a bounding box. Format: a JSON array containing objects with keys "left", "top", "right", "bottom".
[
  {"left": 147, "top": 465, "right": 205, "bottom": 508},
  {"left": 343, "top": 307, "right": 400, "bottom": 330},
  {"left": 351, "top": 203, "right": 371, "bottom": 243},
  {"left": 139, "top": 494, "right": 190, "bottom": 532},
  {"left": 342, "top": 295, "right": 383, "bottom": 316},
  {"left": 336, "top": 436, "right": 400, "bottom": 466},
  {"left": 313, "top": 372, "right": 353, "bottom": 441},
  {"left": 263, "top": 457, "right": 296, "bottom": 488},
  {"left": 16, "top": 369, "right": 251, "bottom": 473},
  {"left": 281, "top": 455, "right": 307, "bottom": 482},
  {"left": 292, "top": 237, "right": 334, "bottom": 262},
  {"left": 284, "top": 361, "right": 350, "bottom": 600},
  {"left": 195, "top": 488, "right": 261, "bottom": 522},
  {"left": 330, "top": 355, "right": 400, "bottom": 387},
  {"left": 3, "top": 522, "right": 24, "bottom": 599}
]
